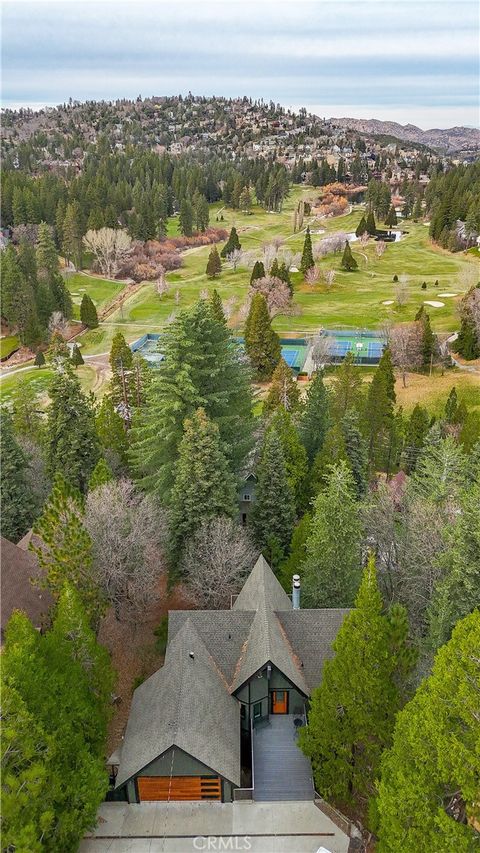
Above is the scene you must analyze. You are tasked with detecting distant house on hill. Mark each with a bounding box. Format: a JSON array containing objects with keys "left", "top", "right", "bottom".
[
  {"left": 0, "top": 536, "right": 53, "bottom": 641},
  {"left": 114, "top": 555, "right": 349, "bottom": 803}
]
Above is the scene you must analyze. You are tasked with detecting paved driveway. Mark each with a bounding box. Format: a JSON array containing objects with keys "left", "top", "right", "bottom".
[{"left": 79, "top": 800, "right": 350, "bottom": 853}]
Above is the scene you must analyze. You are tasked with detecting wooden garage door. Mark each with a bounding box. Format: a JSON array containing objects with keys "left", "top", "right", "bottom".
[{"left": 137, "top": 776, "right": 221, "bottom": 801}]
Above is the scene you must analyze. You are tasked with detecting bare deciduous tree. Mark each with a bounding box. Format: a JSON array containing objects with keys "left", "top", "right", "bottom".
[
  {"left": 305, "top": 265, "right": 320, "bottom": 285},
  {"left": 376, "top": 240, "right": 386, "bottom": 257},
  {"left": 85, "top": 479, "right": 167, "bottom": 622},
  {"left": 390, "top": 322, "right": 423, "bottom": 387},
  {"left": 180, "top": 517, "right": 257, "bottom": 609},
  {"left": 83, "top": 227, "right": 132, "bottom": 278},
  {"left": 395, "top": 279, "right": 409, "bottom": 307},
  {"left": 227, "top": 249, "right": 243, "bottom": 271},
  {"left": 323, "top": 269, "right": 336, "bottom": 288},
  {"left": 249, "top": 276, "right": 292, "bottom": 317},
  {"left": 310, "top": 332, "right": 333, "bottom": 371},
  {"left": 48, "top": 311, "right": 67, "bottom": 336},
  {"left": 360, "top": 232, "right": 370, "bottom": 247},
  {"left": 223, "top": 296, "right": 237, "bottom": 320},
  {"left": 156, "top": 266, "right": 167, "bottom": 296}
]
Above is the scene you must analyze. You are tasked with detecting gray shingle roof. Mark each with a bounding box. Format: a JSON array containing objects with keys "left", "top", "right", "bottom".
[
  {"left": 277, "top": 609, "right": 350, "bottom": 691},
  {"left": 233, "top": 554, "right": 292, "bottom": 613},
  {"left": 168, "top": 610, "right": 255, "bottom": 685},
  {"left": 116, "top": 619, "right": 241, "bottom": 788}
]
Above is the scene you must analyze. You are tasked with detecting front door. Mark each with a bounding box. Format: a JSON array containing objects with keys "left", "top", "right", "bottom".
[{"left": 271, "top": 690, "right": 288, "bottom": 714}]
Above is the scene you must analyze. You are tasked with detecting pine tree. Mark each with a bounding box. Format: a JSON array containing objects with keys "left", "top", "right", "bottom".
[
  {"left": 385, "top": 205, "right": 398, "bottom": 228},
  {"left": 363, "top": 359, "right": 395, "bottom": 471},
  {"left": 45, "top": 368, "right": 100, "bottom": 493},
  {"left": 131, "top": 300, "right": 253, "bottom": 500},
  {"left": 169, "top": 408, "right": 237, "bottom": 559},
  {"left": 331, "top": 352, "right": 364, "bottom": 420},
  {"left": 1, "top": 586, "right": 114, "bottom": 852},
  {"left": 0, "top": 410, "right": 35, "bottom": 542},
  {"left": 250, "top": 260, "right": 265, "bottom": 284},
  {"left": 263, "top": 358, "right": 301, "bottom": 415},
  {"left": 342, "top": 410, "right": 368, "bottom": 497},
  {"left": 31, "top": 474, "right": 102, "bottom": 620},
  {"left": 267, "top": 408, "right": 308, "bottom": 510},
  {"left": 70, "top": 343, "right": 84, "bottom": 368},
  {"left": 412, "top": 434, "right": 467, "bottom": 505},
  {"left": 299, "top": 370, "right": 330, "bottom": 463},
  {"left": 35, "top": 222, "right": 58, "bottom": 278},
  {"left": 403, "top": 404, "right": 430, "bottom": 472},
  {"left": 309, "top": 423, "right": 349, "bottom": 497},
  {"left": 244, "top": 293, "right": 281, "bottom": 380},
  {"left": 341, "top": 241, "right": 358, "bottom": 271},
  {"left": 109, "top": 331, "right": 134, "bottom": 413},
  {"left": 220, "top": 226, "right": 241, "bottom": 258},
  {"left": 376, "top": 611, "right": 480, "bottom": 852},
  {"left": 80, "top": 293, "right": 99, "bottom": 328},
  {"left": 34, "top": 350, "right": 46, "bottom": 367},
  {"left": 0, "top": 246, "right": 41, "bottom": 347},
  {"left": 456, "top": 310, "right": 480, "bottom": 360},
  {"left": 300, "top": 226, "right": 314, "bottom": 274},
  {"left": 300, "top": 556, "right": 414, "bottom": 807},
  {"left": 366, "top": 209, "right": 376, "bottom": 235},
  {"left": 278, "top": 511, "right": 312, "bottom": 591},
  {"left": 179, "top": 199, "right": 194, "bottom": 236},
  {"left": 210, "top": 289, "right": 225, "bottom": 324},
  {"left": 88, "top": 457, "right": 114, "bottom": 491},
  {"left": 420, "top": 311, "right": 435, "bottom": 367},
  {"left": 444, "top": 387, "right": 458, "bottom": 423},
  {"left": 206, "top": 245, "right": 222, "bottom": 278},
  {"left": 250, "top": 428, "right": 295, "bottom": 564},
  {"left": 62, "top": 202, "right": 82, "bottom": 268},
  {"left": 302, "top": 462, "right": 362, "bottom": 607},
  {"left": 355, "top": 216, "right": 368, "bottom": 237},
  {"left": 95, "top": 395, "right": 129, "bottom": 469}
]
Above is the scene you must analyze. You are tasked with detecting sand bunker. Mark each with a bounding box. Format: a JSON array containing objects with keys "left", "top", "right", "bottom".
[
  {"left": 289, "top": 266, "right": 299, "bottom": 272},
  {"left": 382, "top": 300, "right": 394, "bottom": 305},
  {"left": 438, "top": 293, "right": 457, "bottom": 297},
  {"left": 424, "top": 300, "right": 445, "bottom": 308}
]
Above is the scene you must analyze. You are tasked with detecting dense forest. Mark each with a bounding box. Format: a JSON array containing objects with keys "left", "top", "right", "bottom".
[{"left": 1, "top": 289, "right": 479, "bottom": 849}]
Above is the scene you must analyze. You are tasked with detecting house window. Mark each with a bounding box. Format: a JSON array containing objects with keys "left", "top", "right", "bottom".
[
  {"left": 240, "top": 704, "right": 246, "bottom": 720},
  {"left": 253, "top": 702, "right": 262, "bottom": 719},
  {"left": 243, "top": 494, "right": 251, "bottom": 502}
]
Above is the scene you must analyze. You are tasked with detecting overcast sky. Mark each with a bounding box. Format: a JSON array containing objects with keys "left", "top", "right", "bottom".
[{"left": 2, "top": 0, "right": 479, "bottom": 128}]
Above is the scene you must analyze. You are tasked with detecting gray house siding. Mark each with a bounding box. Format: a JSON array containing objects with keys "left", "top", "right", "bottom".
[
  {"left": 235, "top": 663, "right": 307, "bottom": 724},
  {"left": 122, "top": 746, "right": 236, "bottom": 803}
]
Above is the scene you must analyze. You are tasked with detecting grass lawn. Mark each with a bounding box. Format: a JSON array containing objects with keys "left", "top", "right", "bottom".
[
  {"left": 0, "top": 364, "right": 97, "bottom": 402},
  {"left": 0, "top": 335, "right": 20, "bottom": 359},
  {"left": 82, "top": 191, "right": 476, "bottom": 357},
  {"left": 393, "top": 369, "right": 480, "bottom": 415},
  {"left": 65, "top": 272, "right": 125, "bottom": 319}
]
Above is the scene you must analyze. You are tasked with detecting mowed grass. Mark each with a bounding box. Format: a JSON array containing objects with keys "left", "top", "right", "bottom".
[
  {"left": 59, "top": 186, "right": 479, "bottom": 358},
  {"left": 0, "top": 335, "right": 20, "bottom": 359},
  {"left": 393, "top": 369, "right": 480, "bottom": 415},
  {"left": 66, "top": 273, "right": 125, "bottom": 319},
  {"left": 0, "top": 364, "right": 97, "bottom": 402}
]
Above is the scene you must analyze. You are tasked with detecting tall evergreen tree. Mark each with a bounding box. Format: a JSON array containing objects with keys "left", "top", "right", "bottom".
[
  {"left": 250, "top": 260, "right": 265, "bottom": 284},
  {"left": 131, "top": 300, "right": 253, "bottom": 500},
  {"left": 95, "top": 395, "right": 129, "bottom": 469},
  {"left": 45, "top": 368, "right": 100, "bottom": 493},
  {"left": 1, "top": 586, "right": 114, "bottom": 852},
  {"left": 0, "top": 245, "right": 41, "bottom": 347},
  {"left": 309, "top": 423, "right": 349, "bottom": 497},
  {"left": 206, "top": 245, "right": 222, "bottom": 278},
  {"left": 456, "top": 310, "right": 480, "bottom": 360},
  {"left": 402, "top": 403, "right": 430, "bottom": 472},
  {"left": 355, "top": 215, "right": 368, "bottom": 237},
  {"left": 299, "top": 370, "right": 330, "bottom": 463},
  {"left": 363, "top": 358, "right": 395, "bottom": 471},
  {"left": 366, "top": 209, "right": 376, "bottom": 235},
  {"left": 31, "top": 474, "right": 101, "bottom": 621},
  {"left": 244, "top": 293, "right": 281, "bottom": 380},
  {"left": 376, "top": 611, "right": 480, "bottom": 853},
  {"left": 250, "top": 428, "right": 295, "bottom": 566},
  {"left": 62, "top": 202, "right": 82, "bottom": 269},
  {"left": 109, "top": 331, "right": 134, "bottom": 413},
  {"left": 342, "top": 410, "right": 368, "bottom": 497},
  {"left": 341, "top": 241, "right": 358, "bottom": 271},
  {"left": 220, "top": 226, "right": 241, "bottom": 258},
  {"left": 331, "top": 352, "right": 364, "bottom": 420},
  {"left": 80, "top": 293, "right": 99, "bottom": 328},
  {"left": 267, "top": 408, "right": 308, "bottom": 510},
  {"left": 169, "top": 408, "right": 237, "bottom": 559},
  {"left": 0, "top": 410, "right": 35, "bottom": 542},
  {"left": 263, "top": 358, "right": 301, "bottom": 415},
  {"left": 300, "top": 556, "right": 414, "bottom": 807},
  {"left": 179, "top": 198, "right": 193, "bottom": 236},
  {"left": 210, "top": 289, "right": 225, "bottom": 325},
  {"left": 88, "top": 457, "right": 114, "bottom": 491},
  {"left": 302, "top": 462, "right": 362, "bottom": 607},
  {"left": 385, "top": 205, "right": 398, "bottom": 228},
  {"left": 36, "top": 221, "right": 59, "bottom": 278},
  {"left": 70, "top": 343, "right": 84, "bottom": 368},
  {"left": 300, "top": 226, "right": 314, "bottom": 274}
]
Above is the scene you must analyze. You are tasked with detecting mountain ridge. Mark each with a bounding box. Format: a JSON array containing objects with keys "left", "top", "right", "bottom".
[{"left": 328, "top": 116, "right": 480, "bottom": 153}]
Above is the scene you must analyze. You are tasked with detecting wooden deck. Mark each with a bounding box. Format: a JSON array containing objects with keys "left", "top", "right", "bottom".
[{"left": 253, "top": 715, "right": 314, "bottom": 801}]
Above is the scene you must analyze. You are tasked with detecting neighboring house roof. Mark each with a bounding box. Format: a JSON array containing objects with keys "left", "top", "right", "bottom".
[
  {"left": 0, "top": 536, "right": 53, "bottom": 638},
  {"left": 116, "top": 619, "right": 241, "bottom": 788}
]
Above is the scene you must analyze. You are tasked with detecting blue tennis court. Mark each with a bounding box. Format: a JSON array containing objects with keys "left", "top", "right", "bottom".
[
  {"left": 282, "top": 348, "right": 299, "bottom": 367},
  {"left": 367, "top": 342, "right": 383, "bottom": 358}
]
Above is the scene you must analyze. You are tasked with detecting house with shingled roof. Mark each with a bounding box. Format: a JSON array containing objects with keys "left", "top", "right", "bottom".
[{"left": 115, "top": 555, "right": 349, "bottom": 803}]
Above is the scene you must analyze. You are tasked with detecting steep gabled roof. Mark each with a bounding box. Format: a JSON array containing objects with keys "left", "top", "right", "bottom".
[
  {"left": 233, "top": 554, "right": 292, "bottom": 613},
  {"left": 168, "top": 609, "right": 255, "bottom": 685},
  {"left": 116, "top": 619, "right": 240, "bottom": 788}
]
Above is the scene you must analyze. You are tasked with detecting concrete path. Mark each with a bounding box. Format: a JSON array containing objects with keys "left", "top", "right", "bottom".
[
  {"left": 253, "top": 716, "right": 314, "bottom": 801},
  {"left": 79, "top": 800, "right": 350, "bottom": 853}
]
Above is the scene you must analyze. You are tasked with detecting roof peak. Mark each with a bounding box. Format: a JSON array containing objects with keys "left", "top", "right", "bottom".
[{"left": 233, "top": 554, "right": 292, "bottom": 614}]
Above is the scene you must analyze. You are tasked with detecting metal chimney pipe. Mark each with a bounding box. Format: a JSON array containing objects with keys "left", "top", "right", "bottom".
[{"left": 292, "top": 574, "right": 300, "bottom": 610}]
